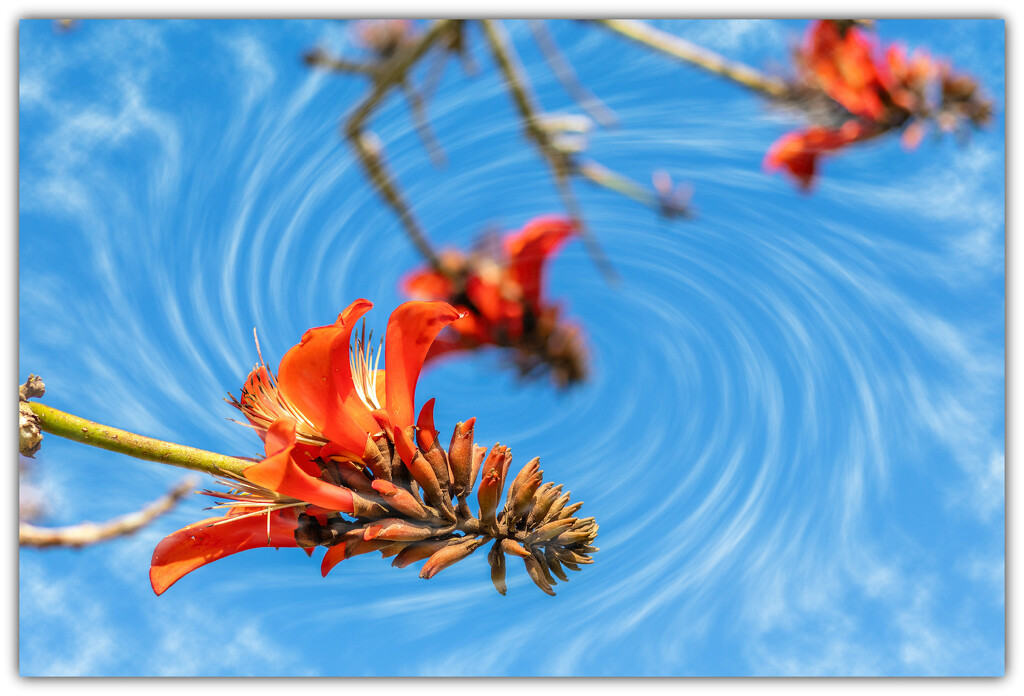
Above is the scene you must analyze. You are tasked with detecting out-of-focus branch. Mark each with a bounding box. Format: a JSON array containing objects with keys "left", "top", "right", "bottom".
[
  {"left": 402, "top": 81, "right": 447, "bottom": 167},
  {"left": 27, "top": 401, "right": 252, "bottom": 478},
  {"left": 528, "top": 20, "right": 618, "bottom": 128},
  {"left": 303, "top": 48, "right": 375, "bottom": 76},
  {"left": 20, "top": 478, "right": 197, "bottom": 549},
  {"left": 578, "top": 160, "right": 693, "bottom": 219},
  {"left": 480, "top": 19, "right": 618, "bottom": 282},
  {"left": 593, "top": 19, "right": 790, "bottom": 100},
  {"left": 338, "top": 19, "right": 458, "bottom": 278}
]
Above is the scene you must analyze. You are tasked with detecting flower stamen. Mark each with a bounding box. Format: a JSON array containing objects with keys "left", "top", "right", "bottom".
[{"left": 350, "top": 320, "right": 384, "bottom": 411}]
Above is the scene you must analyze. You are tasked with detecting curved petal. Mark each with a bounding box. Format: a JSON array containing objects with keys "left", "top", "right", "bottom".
[
  {"left": 264, "top": 417, "right": 297, "bottom": 457},
  {"left": 276, "top": 299, "right": 375, "bottom": 452},
  {"left": 505, "top": 216, "right": 575, "bottom": 311},
  {"left": 393, "top": 424, "right": 418, "bottom": 467},
  {"left": 383, "top": 301, "right": 463, "bottom": 429},
  {"left": 402, "top": 268, "right": 454, "bottom": 300},
  {"left": 264, "top": 418, "right": 326, "bottom": 478},
  {"left": 320, "top": 543, "right": 349, "bottom": 577},
  {"left": 150, "top": 509, "right": 300, "bottom": 595},
  {"left": 416, "top": 398, "right": 438, "bottom": 451},
  {"left": 244, "top": 435, "right": 355, "bottom": 513}
]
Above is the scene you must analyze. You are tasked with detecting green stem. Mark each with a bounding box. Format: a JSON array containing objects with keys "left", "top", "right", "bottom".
[{"left": 28, "top": 402, "right": 251, "bottom": 478}]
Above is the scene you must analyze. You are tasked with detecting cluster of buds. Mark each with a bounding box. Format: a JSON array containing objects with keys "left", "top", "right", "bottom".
[
  {"left": 150, "top": 300, "right": 596, "bottom": 596},
  {"left": 293, "top": 418, "right": 597, "bottom": 595},
  {"left": 403, "top": 216, "right": 589, "bottom": 388},
  {"left": 766, "top": 19, "right": 994, "bottom": 189}
]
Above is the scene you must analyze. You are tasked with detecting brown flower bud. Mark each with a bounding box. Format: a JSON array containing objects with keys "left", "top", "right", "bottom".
[
  {"left": 407, "top": 450, "right": 454, "bottom": 520},
  {"left": 499, "top": 538, "right": 531, "bottom": 558},
  {"left": 371, "top": 479, "right": 433, "bottom": 521},
  {"left": 522, "top": 554, "right": 555, "bottom": 596},
  {"left": 469, "top": 445, "right": 487, "bottom": 492},
  {"left": 544, "top": 546, "right": 569, "bottom": 582},
  {"left": 448, "top": 418, "right": 476, "bottom": 496},
  {"left": 526, "top": 483, "right": 561, "bottom": 527},
  {"left": 488, "top": 540, "right": 507, "bottom": 595},
  {"left": 363, "top": 518, "right": 437, "bottom": 542},
  {"left": 420, "top": 537, "right": 484, "bottom": 579},
  {"left": 525, "top": 517, "right": 576, "bottom": 545},
  {"left": 392, "top": 539, "right": 454, "bottom": 568},
  {"left": 363, "top": 435, "right": 391, "bottom": 481}
]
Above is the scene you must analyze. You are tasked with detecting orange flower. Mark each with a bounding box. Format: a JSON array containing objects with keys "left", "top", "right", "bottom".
[
  {"left": 153, "top": 298, "right": 599, "bottom": 596},
  {"left": 403, "top": 216, "right": 588, "bottom": 386},
  {"left": 767, "top": 20, "right": 992, "bottom": 189},
  {"left": 150, "top": 299, "right": 462, "bottom": 594},
  {"left": 764, "top": 120, "right": 869, "bottom": 190}
]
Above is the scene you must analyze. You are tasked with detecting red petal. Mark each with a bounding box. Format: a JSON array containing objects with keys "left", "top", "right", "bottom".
[
  {"left": 402, "top": 268, "right": 454, "bottom": 300},
  {"left": 394, "top": 424, "right": 418, "bottom": 466},
  {"left": 244, "top": 442, "right": 355, "bottom": 513},
  {"left": 276, "top": 299, "right": 376, "bottom": 452},
  {"left": 505, "top": 216, "right": 575, "bottom": 311},
  {"left": 383, "top": 301, "right": 462, "bottom": 429},
  {"left": 416, "top": 398, "right": 438, "bottom": 452},
  {"left": 150, "top": 509, "right": 299, "bottom": 595},
  {"left": 320, "top": 543, "right": 348, "bottom": 577}
]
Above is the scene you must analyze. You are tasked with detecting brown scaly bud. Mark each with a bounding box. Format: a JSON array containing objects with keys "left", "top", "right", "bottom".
[
  {"left": 505, "top": 457, "right": 540, "bottom": 515},
  {"left": 489, "top": 540, "right": 507, "bottom": 595},
  {"left": 448, "top": 418, "right": 476, "bottom": 497},
  {"left": 19, "top": 375, "right": 45, "bottom": 458},
  {"left": 544, "top": 546, "right": 570, "bottom": 583},
  {"left": 469, "top": 444, "right": 487, "bottom": 492},
  {"left": 477, "top": 467, "right": 503, "bottom": 533},
  {"left": 371, "top": 480, "right": 434, "bottom": 521},
  {"left": 273, "top": 420, "right": 596, "bottom": 596},
  {"left": 507, "top": 461, "right": 543, "bottom": 528},
  {"left": 362, "top": 435, "right": 392, "bottom": 482},
  {"left": 319, "top": 458, "right": 375, "bottom": 495},
  {"left": 364, "top": 518, "right": 440, "bottom": 542},
  {"left": 423, "top": 441, "right": 452, "bottom": 494},
  {"left": 349, "top": 491, "right": 390, "bottom": 519},
  {"left": 408, "top": 450, "right": 455, "bottom": 521},
  {"left": 499, "top": 538, "right": 532, "bottom": 558},
  {"left": 420, "top": 537, "right": 485, "bottom": 579},
  {"left": 526, "top": 483, "right": 561, "bottom": 527},
  {"left": 392, "top": 539, "right": 454, "bottom": 569},
  {"left": 523, "top": 553, "right": 556, "bottom": 596}
]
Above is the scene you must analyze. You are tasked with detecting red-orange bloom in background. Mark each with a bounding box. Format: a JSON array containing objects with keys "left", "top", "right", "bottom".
[
  {"left": 403, "top": 215, "right": 588, "bottom": 388},
  {"left": 765, "top": 19, "right": 993, "bottom": 190},
  {"left": 151, "top": 299, "right": 461, "bottom": 594}
]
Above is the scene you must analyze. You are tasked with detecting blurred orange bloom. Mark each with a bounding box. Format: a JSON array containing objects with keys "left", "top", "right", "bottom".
[
  {"left": 403, "top": 215, "right": 588, "bottom": 387},
  {"left": 767, "top": 20, "right": 989, "bottom": 189},
  {"left": 764, "top": 120, "right": 869, "bottom": 191}
]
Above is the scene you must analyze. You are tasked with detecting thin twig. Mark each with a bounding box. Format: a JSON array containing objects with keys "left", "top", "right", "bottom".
[
  {"left": 480, "top": 19, "right": 618, "bottom": 283},
  {"left": 593, "top": 19, "right": 790, "bottom": 100},
  {"left": 529, "top": 20, "right": 618, "bottom": 127},
  {"left": 27, "top": 401, "right": 252, "bottom": 478},
  {"left": 343, "top": 19, "right": 457, "bottom": 276},
  {"left": 576, "top": 159, "right": 656, "bottom": 207},
  {"left": 304, "top": 49, "right": 375, "bottom": 76},
  {"left": 20, "top": 478, "right": 198, "bottom": 548},
  {"left": 402, "top": 80, "right": 447, "bottom": 167}
]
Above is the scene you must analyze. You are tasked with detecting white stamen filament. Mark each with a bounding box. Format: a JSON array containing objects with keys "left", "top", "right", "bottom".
[{"left": 350, "top": 321, "right": 384, "bottom": 411}]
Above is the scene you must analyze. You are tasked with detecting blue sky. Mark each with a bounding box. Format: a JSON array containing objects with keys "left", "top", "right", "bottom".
[{"left": 17, "top": 18, "right": 1004, "bottom": 676}]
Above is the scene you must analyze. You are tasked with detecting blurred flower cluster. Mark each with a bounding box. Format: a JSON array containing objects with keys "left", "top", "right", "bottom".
[
  {"left": 403, "top": 216, "right": 589, "bottom": 388},
  {"left": 765, "top": 19, "right": 993, "bottom": 189}
]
